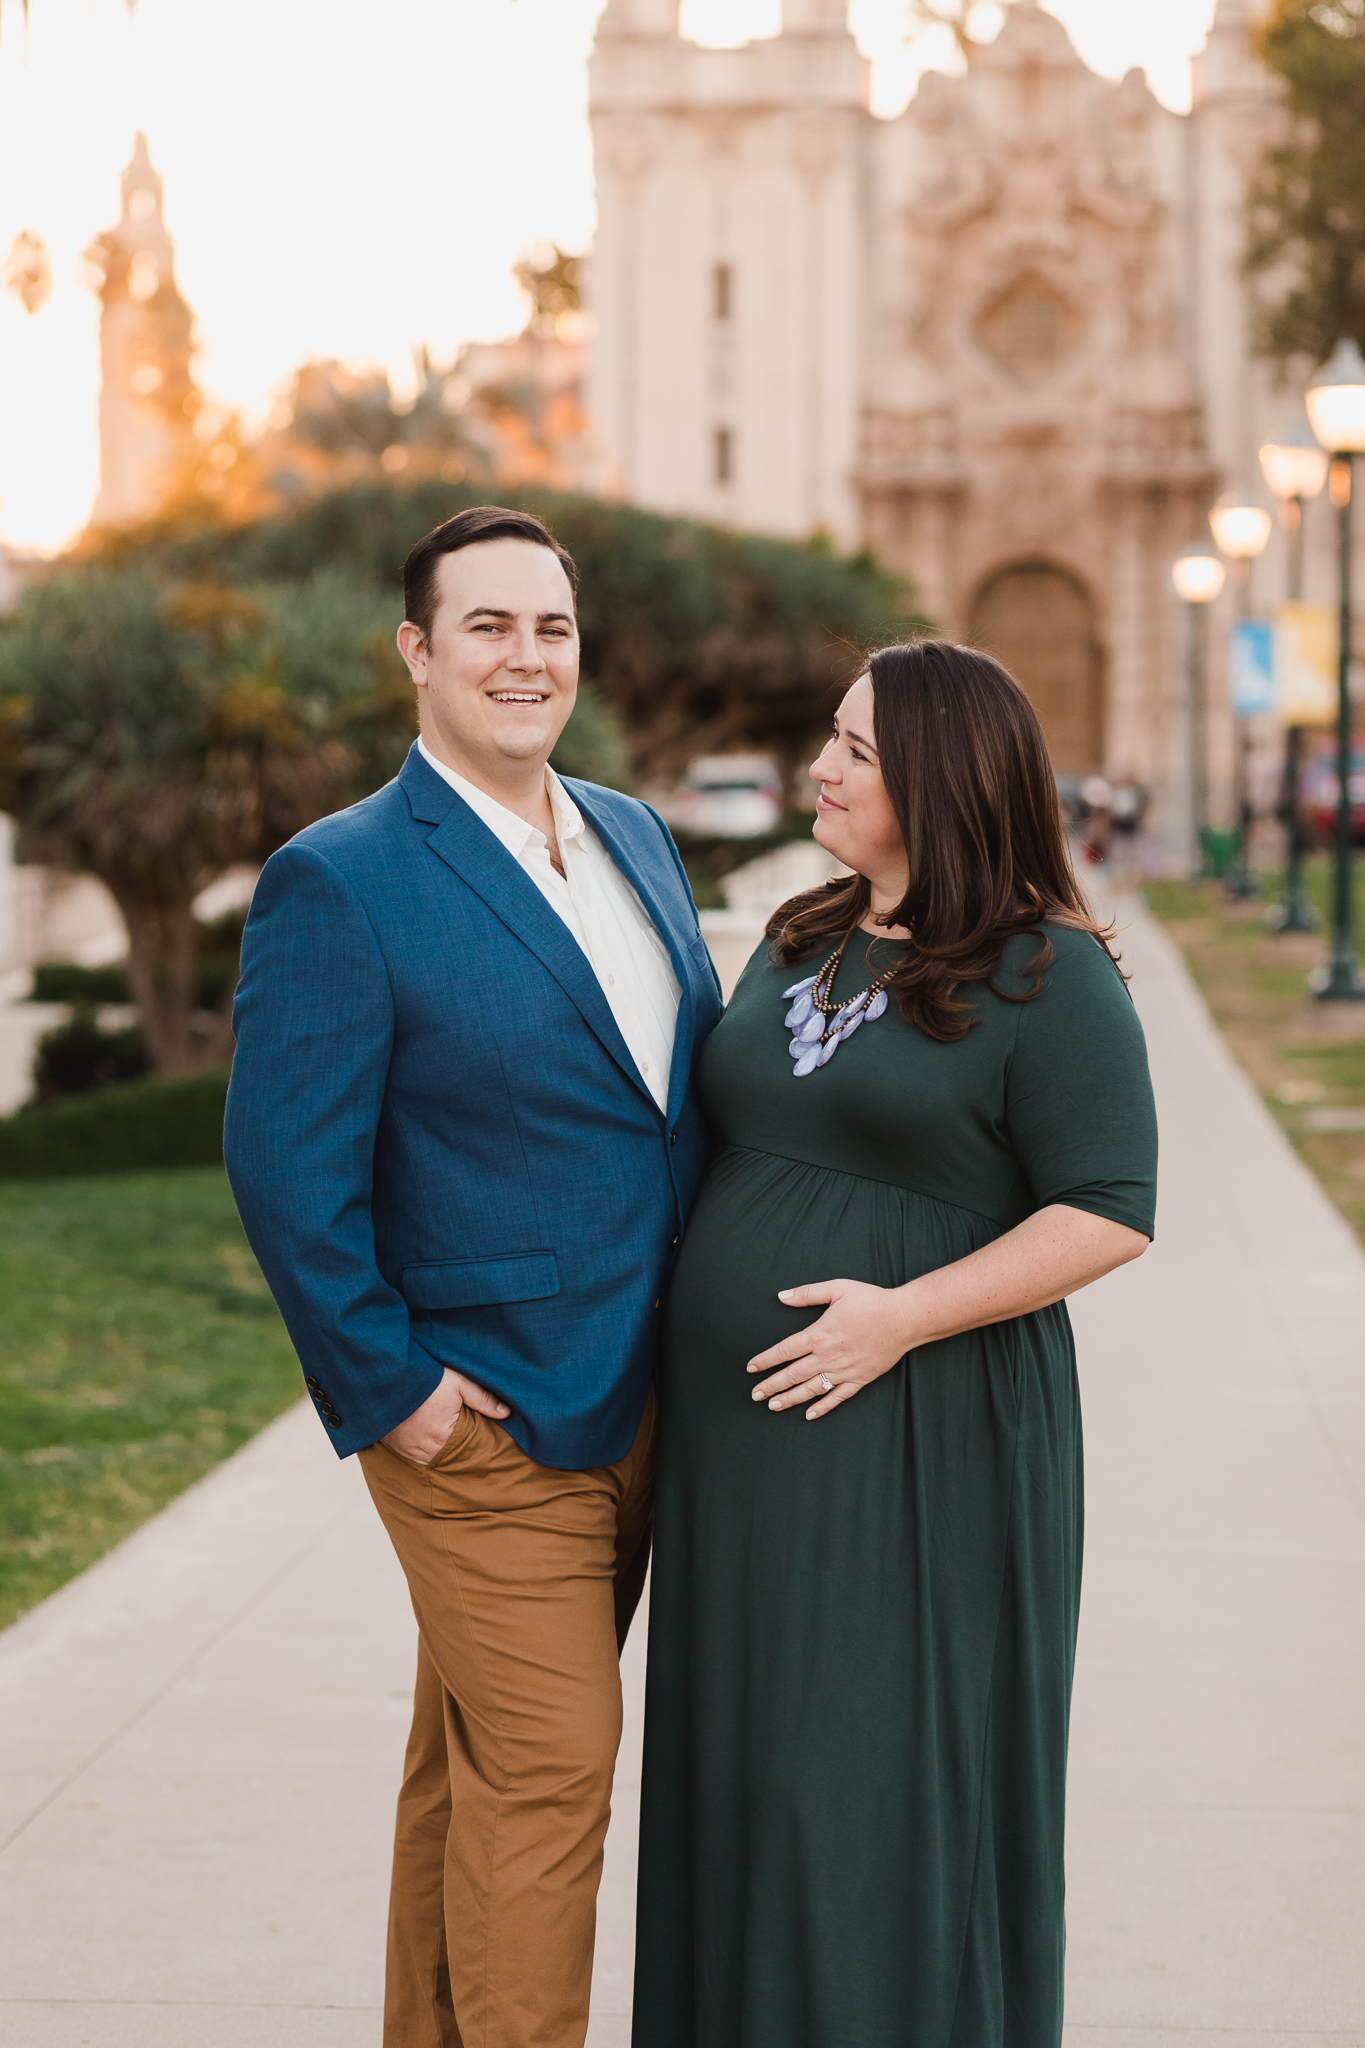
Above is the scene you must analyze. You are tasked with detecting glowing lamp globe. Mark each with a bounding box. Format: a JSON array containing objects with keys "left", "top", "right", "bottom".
[
  {"left": 1305, "top": 338, "right": 1365, "bottom": 454},
  {"left": 1208, "top": 494, "right": 1273, "bottom": 561},
  {"left": 1170, "top": 549, "right": 1226, "bottom": 605},
  {"left": 1258, "top": 420, "right": 1330, "bottom": 504}
]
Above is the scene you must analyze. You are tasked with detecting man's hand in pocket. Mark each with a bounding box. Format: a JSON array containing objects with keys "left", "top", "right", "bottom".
[{"left": 382, "top": 1366, "right": 511, "bottom": 1466}]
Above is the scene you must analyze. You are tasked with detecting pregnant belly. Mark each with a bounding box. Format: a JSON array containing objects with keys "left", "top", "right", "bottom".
[{"left": 666, "top": 1146, "right": 1001, "bottom": 1391}]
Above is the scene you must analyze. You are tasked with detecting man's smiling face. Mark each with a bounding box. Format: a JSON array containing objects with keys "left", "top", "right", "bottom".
[{"left": 398, "top": 536, "right": 580, "bottom": 784}]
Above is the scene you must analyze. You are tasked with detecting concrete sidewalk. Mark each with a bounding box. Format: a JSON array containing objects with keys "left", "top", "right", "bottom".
[{"left": 1, "top": 901, "right": 1363, "bottom": 2045}]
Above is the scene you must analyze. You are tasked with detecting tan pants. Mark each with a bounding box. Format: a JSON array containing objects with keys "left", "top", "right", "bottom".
[{"left": 359, "top": 1388, "right": 656, "bottom": 2048}]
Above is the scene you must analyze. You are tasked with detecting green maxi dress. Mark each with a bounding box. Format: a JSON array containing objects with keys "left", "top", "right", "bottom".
[{"left": 632, "top": 923, "right": 1158, "bottom": 2048}]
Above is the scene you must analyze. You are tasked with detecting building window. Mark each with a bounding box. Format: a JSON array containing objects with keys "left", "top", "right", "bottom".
[
  {"left": 714, "top": 426, "right": 733, "bottom": 486},
  {"left": 713, "top": 262, "right": 733, "bottom": 321}
]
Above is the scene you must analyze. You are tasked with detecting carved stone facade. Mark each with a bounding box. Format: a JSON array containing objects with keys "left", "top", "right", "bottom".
[{"left": 587, "top": 0, "right": 1294, "bottom": 854}]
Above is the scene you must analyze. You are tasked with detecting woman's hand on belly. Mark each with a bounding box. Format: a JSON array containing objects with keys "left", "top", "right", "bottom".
[
  {"left": 747, "top": 1278, "right": 913, "bottom": 1419},
  {"left": 748, "top": 1204, "right": 1148, "bottom": 1420}
]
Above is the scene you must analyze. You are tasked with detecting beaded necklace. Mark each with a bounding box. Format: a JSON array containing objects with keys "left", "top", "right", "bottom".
[{"left": 782, "top": 924, "right": 896, "bottom": 1079}]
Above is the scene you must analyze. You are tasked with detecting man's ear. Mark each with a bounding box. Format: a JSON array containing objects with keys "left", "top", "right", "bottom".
[{"left": 397, "top": 621, "right": 428, "bottom": 686}]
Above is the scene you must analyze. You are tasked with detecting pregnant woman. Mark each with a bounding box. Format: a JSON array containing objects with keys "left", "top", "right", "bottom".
[{"left": 633, "top": 640, "right": 1157, "bottom": 2048}]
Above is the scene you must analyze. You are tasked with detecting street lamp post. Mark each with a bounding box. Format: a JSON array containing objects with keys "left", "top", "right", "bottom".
[
  {"left": 1208, "top": 493, "right": 1273, "bottom": 899},
  {"left": 1259, "top": 417, "right": 1330, "bottom": 931},
  {"left": 1304, "top": 337, "right": 1365, "bottom": 1002},
  {"left": 1170, "top": 546, "right": 1228, "bottom": 879}
]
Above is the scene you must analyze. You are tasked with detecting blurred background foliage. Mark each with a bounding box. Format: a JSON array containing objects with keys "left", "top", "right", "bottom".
[
  {"left": 91, "top": 479, "right": 920, "bottom": 789},
  {"left": 1247, "top": 0, "right": 1365, "bottom": 363},
  {"left": 0, "top": 480, "right": 920, "bottom": 1077},
  {"left": 0, "top": 565, "right": 414, "bottom": 1072}
]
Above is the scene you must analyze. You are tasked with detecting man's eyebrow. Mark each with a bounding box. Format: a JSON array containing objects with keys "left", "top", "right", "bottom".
[{"left": 459, "top": 606, "right": 575, "bottom": 626}]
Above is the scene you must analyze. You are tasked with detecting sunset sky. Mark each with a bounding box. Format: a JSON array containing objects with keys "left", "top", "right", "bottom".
[{"left": 0, "top": 0, "right": 1219, "bottom": 552}]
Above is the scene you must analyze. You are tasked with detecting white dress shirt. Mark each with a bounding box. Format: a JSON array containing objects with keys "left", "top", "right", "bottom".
[{"left": 417, "top": 738, "right": 682, "bottom": 1111}]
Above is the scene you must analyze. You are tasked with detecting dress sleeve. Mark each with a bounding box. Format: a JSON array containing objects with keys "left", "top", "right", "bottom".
[{"left": 1002, "top": 928, "right": 1158, "bottom": 1239}]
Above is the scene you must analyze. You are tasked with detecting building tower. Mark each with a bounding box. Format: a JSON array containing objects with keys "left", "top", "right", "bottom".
[
  {"left": 587, "top": 0, "right": 868, "bottom": 543},
  {"left": 85, "top": 134, "right": 197, "bottom": 527}
]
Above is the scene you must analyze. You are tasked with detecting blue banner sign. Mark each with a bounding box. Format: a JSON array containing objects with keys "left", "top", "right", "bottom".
[{"left": 1230, "top": 618, "right": 1275, "bottom": 715}]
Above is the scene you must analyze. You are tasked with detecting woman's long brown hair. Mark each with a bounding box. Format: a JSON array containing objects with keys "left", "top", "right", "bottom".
[{"left": 767, "top": 638, "right": 1122, "bottom": 1042}]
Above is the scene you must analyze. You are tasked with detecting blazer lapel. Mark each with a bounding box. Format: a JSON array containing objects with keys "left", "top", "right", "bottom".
[
  {"left": 399, "top": 748, "right": 656, "bottom": 1108},
  {"left": 568, "top": 781, "right": 702, "bottom": 1124}
]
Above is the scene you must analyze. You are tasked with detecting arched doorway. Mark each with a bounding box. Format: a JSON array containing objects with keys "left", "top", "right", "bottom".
[{"left": 967, "top": 563, "right": 1104, "bottom": 774}]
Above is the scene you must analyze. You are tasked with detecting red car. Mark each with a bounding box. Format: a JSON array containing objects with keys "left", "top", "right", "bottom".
[{"left": 1301, "top": 743, "right": 1365, "bottom": 847}]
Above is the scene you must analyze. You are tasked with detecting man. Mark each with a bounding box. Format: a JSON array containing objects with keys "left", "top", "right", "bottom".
[{"left": 224, "top": 506, "right": 722, "bottom": 2048}]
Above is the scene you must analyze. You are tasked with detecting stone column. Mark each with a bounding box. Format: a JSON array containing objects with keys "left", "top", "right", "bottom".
[
  {"left": 790, "top": 115, "right": 841, "bottom": 534},
  {"left": 596, "top": 121, "right": 656, "bottom": 499},
  {"left": 917, "top": 490, "right": 957, "bottom": 635},
  {"left": 1105, "top": 492, "right": 1150, "bottom": 783}
]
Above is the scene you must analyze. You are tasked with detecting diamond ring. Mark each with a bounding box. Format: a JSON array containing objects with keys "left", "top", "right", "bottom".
[{"left": 817, "top": 1372, "right": 834, "bottom": 1393}]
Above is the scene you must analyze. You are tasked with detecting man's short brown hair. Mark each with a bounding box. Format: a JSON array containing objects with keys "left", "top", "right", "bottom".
[{"left": 401, "top": 506, "right": 579, "bottom": 645}]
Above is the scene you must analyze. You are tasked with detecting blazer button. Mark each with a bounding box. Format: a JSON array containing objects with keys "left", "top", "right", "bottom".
[
  {"left": 670, "top": 1131, "right": 677, "bottom": 1147},
  {"left": 306, "top": 1376, "right": 321, "bottom": 1392},
  {"left": 671, "top": 1236, "right": 679, "bottom": 1248},
  {"left": 327, "top": 1412, "right": 343, "bottom": 1428}
]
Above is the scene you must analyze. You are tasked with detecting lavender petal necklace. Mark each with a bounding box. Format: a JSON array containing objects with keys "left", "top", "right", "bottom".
[{"left": 783, "top": 925, "right": 894, "bottom": 1079}]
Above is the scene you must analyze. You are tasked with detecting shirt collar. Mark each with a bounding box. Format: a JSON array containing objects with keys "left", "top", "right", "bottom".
[{"left": 417, "top": 736, "right": 584, "bottom": 859}]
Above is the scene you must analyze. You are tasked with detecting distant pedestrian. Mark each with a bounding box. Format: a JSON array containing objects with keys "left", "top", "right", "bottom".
[
  {"left": 1080, "top": 771, "right": 1114, "bottom": 865},
  {"left": 225, "top": 506, "right": 721, "bottom": 2048},
  {"left": 633, "top": 640, "right": 1158, "bottom": 2048}
]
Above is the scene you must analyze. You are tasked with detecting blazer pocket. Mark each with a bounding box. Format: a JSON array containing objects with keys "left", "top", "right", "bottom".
[{"left": 401, "top": 1251, "right": 561, "bottom": 1311}]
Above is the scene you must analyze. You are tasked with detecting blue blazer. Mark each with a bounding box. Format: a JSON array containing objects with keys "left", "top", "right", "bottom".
[{"left": 224, "top": 743, "right": 723, "bottom": 1469}]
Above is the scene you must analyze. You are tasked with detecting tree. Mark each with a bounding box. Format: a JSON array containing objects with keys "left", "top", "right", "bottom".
[
  {"left": 104, "top": 480, "right": 924, "bottom": 800},
  {"left": 514, "top": 244, "right": 582, "bottom": 334},
  {"left": 1245, "top": 0, "right": 1365, "bottom": 364},
  {"left": 2, "top": 230, "right": 52, "bottom": 314},
  {"left": 904, "top": 0, "right": 989, "bottom": 62},
  {"left": 0, "top": 569, "right": 414, "bottom": 1073},
  {"left": 21, "top": 487, "right": 918, "bottom": 1070},
  {"left": 278, "top": 350, "right": 489, "bottom": 483}
]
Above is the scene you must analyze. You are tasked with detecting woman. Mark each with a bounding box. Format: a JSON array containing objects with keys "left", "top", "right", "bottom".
[{"left": 633, "top": 641, "right": 1157, "bottom": 2048}]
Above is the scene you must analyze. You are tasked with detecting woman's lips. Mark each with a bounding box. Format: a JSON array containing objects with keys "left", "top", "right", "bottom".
[{"left": 816, "top": 791, "right": 844, "bottom": 812}]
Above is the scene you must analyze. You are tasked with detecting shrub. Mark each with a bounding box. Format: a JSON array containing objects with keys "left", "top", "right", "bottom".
[
  {"left": 550, "top": 678, "right": 632, "bottom": 792},
  {"left": 30, "top": 962, "right": 132, "bottom": 1005},
  {"left": 0, "top": 1069, "right": 229, "bottom": 1179},
  {"left": 31, "top": 950, "right": 241, "bottom": 1021},
  {"left": 33, "top": 1007, "right": 149, "bottom": 1098}
]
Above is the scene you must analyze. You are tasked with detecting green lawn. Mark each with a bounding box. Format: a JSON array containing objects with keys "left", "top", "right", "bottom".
[
  {"left": 1144, "top": 854, "right": 1365, "bottom": 1252},
  {"left": 0, "top": 1167, "right": 300, "bottom": 1630}
]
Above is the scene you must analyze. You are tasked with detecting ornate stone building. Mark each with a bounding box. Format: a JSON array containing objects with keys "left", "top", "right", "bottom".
[{"left": 587, "top": 0, "right": 1296, "bottom": 855}]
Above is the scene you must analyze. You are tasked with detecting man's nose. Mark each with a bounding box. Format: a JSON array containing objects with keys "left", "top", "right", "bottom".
[{"left": 506, "top": 625, "right": 547, "bottom": 673}]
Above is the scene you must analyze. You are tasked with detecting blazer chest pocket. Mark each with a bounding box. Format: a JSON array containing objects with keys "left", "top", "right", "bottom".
[{"left": 402, "top": 1251, "right": 560, "bottom": 1311}]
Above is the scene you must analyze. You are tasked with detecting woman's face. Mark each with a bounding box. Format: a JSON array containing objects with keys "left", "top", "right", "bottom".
[{"left": 809, "top": 674, "right": 909, "bottom": 903}]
